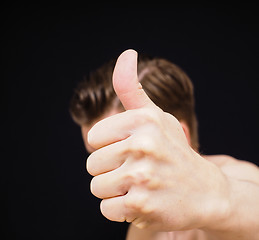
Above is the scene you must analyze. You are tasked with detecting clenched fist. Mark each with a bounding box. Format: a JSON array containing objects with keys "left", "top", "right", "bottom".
[{"left": 86, "top": 50, "right": 230, "bottom": 231}]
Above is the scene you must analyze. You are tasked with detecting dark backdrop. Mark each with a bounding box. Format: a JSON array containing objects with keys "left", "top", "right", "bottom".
[{"left": 3, "top": 5, "right": 259, "bottom": 240}]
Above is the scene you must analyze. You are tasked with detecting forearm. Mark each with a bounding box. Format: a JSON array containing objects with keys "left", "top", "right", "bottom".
[{"left": 201, "top": 178, "right": 259, "bottom": 240}]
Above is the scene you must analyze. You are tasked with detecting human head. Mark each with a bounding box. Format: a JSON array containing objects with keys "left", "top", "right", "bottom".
[{"left": 70, "top": 54, "right": 199, "bottom": 151}]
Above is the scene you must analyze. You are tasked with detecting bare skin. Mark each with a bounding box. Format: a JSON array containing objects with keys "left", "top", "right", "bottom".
[
  {"left": 81, "top": 50, "right": 259, "bottom": 239},
  {"left": 125, "top": 155, "right": 259, "bottom": 240}
]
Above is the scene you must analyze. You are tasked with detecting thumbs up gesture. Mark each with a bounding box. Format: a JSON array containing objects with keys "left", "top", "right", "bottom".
[{"left": 87, "top": 50, "right": 230, "bottom": 231}]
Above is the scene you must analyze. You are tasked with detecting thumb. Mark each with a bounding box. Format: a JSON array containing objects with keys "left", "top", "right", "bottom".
[{"left": 112, "top": 49, "right": 156, "bottom": 110}]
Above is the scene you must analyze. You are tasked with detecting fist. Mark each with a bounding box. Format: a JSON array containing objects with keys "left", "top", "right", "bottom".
[{"left": 86, "top": 50, "right": 230, "bottom": 231}]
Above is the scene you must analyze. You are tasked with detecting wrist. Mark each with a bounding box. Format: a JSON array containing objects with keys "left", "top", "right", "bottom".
[
  {"left": 199, "top": 162, "right": 233, "bottom": 233},
  {"left": 200, "top": 176, "right": 258, "bottom": 240}
]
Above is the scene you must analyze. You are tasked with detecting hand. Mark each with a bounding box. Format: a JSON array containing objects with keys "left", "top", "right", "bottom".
[{"left": 87, "top": 50, "right": 230, "bottom": 231}]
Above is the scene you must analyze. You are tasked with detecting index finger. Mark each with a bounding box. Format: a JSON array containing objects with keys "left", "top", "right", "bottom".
[{"left": 87, "top": 107, "right": 160, "bottom": 150}]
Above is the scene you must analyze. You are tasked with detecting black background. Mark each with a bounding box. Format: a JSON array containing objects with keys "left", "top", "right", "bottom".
[{"left": 3, "top": 5, "right": 259, "bottom": 240}]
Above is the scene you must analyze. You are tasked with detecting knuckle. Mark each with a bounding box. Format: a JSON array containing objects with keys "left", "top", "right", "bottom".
[
  {"left": 100, "top": 200, "right": 109, "bottom": 219},
  {"left": 100, "top": 199, "right": 125, "bottom": 222},
  {"left": 129, "top": 134, "right": 157, "bottom": 155},
  {"left": 124, "top": 163, "right": 156, "bottom": 189},
  {"left": 90, "top": 176, "right": 101, "bottom": 198},
  {"left": 125, "top": 193, "right": 153, "bottom": 214},
  {"left": 140, "top": 108, "right": 161, "bottom": 124},
  {"left": 133, "top": 166, "right": 153, "bottom": 185},
  {"left": 131, "top": 108, "right": 162, "bottom": 127},
  {"left": 125, "top": 195, "right": 144, "bottom": 211},
  {"left": 87, "top": 120, "right": 107, "bottom": 150},
  {"left": 87, "top": 126, "right": 98, "bottom": 148},
  {"left": 86, "top": 153, "right": 98, "bottom": 176}
]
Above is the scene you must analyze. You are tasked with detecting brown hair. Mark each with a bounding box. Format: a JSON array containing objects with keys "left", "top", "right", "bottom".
[{"left": 69, "top": 55, "right": 199, "bottom": 150}]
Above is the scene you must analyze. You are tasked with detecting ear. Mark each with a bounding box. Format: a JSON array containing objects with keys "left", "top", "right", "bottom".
[{"left": 180, "top": 121, "right": 191, "bottom": 146}]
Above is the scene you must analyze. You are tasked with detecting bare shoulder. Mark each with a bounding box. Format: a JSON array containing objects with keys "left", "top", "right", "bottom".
[{"left": 204, "top": 154, "right": 259, "bottom": 184}]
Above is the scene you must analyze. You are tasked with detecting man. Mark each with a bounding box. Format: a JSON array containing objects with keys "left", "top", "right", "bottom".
[{"left": 70, "top": 49, "right": 259, "bottom": 239}]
